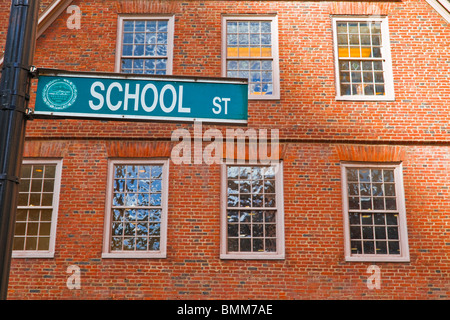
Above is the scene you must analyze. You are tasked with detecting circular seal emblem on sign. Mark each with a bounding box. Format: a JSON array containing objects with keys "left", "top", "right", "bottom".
[{"left": 42, "top": 79, "right": 78, "bottom": 110}]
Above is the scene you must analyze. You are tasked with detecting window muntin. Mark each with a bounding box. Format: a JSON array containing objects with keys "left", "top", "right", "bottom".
[
  {"left": 14, "top": 160, "right": 62, "bottom": 258},
  {"left": 221, "top": 163, "right": 284, "bottom": 259},
  {"left": 223, "top": 16, "right": 280, "bottom": 99},
  {"left": 333, "top": 17, "right": 394, "bottom": 100},
  {"left": 341, "top": 163, "right": 409, "bottom": 262},
  {"left": 103, "top": 160, "right": 169, "bottom": 258},
  {"left": 117, "top": 16, "right": 174, "bottom": 75}
]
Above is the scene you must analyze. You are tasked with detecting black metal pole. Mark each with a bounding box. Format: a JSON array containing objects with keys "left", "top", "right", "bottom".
[{"left": 0, "top": 0, "right": 39, "bottom": 300}]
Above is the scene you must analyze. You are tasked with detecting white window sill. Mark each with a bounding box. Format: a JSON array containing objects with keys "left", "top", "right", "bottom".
[
  {"left": 220, "top": 253, "right": 285, "bottom": 260},
  {"left": 12, "top": 251, "right": 55, "bottom": 258},
  {"left": 345, "top": 255, "right": 410, "bottom": 263},
  {"left": 102, "top": 252, "right": 166, "bottom": 259},
  {"left": 336, "top": 95, "right": 395, "bottom": 102}
]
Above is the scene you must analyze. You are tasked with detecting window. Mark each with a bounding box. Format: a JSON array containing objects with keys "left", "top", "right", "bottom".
[
  {"left": 222, "top": 15, "right": 280, "bottom": 100},
  {"left": 221, "top": 163, "right": 284, "bottom": 259},
  {"left": 341, "top": 163, "right": 410, "bottom": 262},
  {"left": 102, "top": 160, "right": 169, "bottom": 258},
  {"left": 333, "top": 17, "right": 395, "bottom": 100},
  {"left": 116, "top": 16, "right": 174, "bottom": 75},
  {"left": 13, "top": 160, "right": 62, "bottom": 258}
]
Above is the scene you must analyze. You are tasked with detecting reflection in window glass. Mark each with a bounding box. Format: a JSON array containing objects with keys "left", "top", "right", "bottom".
[
  {"left": 336, "top": 20, "right": 388, "bottom": 97},
  {"left": 225, "top": 19, "right": 276, "bottom": 96},
  {"left": 110, "top": 164, "right": 164, "bottom": 252},
  {"left": 345, "top": 167, "right": 402, "bottom": 256},
  {"left": 120, "top": 19, "right": 170, "bottom": 75},
  {"left": 226, "top": 166, "right": 278, "bottom": 254}
]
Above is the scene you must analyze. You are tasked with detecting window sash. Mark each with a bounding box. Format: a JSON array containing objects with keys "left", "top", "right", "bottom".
[
  {"left": 13, "top": 160, "right": 62, "bottom": 258},
  {"left": 221, "top": 163, "right": 284, "bottom": 260},
  {"left": 333, "top": 17, "right": 395, "bottom": 101},
  {"left": 222, "top": 15, "right": 280, "bottom": 100},
  {"left": 115, "top": 15, "right": 174, "bottom": 75},
  {"left": 341, "top": 163, "right": 409, "bottom": 262},
  {"left": 102, "top": 159, "right": 169, "bottom": 258}
]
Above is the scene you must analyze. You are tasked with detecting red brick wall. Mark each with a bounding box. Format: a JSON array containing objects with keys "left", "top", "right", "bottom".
[{"left": 2, "top": 0, "right": 449, "bottom": 299}]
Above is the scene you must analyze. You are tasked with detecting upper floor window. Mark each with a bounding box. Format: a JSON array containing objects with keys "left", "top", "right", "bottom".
[
  {"left": 116, "top": 16, "right": 174, "bottom": 75},
  {"left": 14, "top": 160, "right": 62, "bottom": 258},
  {"left": 222, "top": 15, "right": 280, "bottom": 100},
  {"left": 332, "top": 17, "right": 395, "bottom": 101},
  {"left": 102, "top": 159, "right": 169, "bottom": 258},
  {"left": 341, "top": 163, "right": 410, "bottom": 262}
]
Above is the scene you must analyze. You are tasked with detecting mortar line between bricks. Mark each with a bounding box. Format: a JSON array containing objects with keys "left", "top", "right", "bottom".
[{"left": 24, "top": 136, "right": 450, "bottom": 146}]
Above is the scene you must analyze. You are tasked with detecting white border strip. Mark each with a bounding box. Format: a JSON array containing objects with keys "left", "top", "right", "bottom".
[
  {"left": 426, "top": 0, "right": 450, "bottom": 23},
  {"left": 33, "top": 111, "right": 248, "bottom": 124}
]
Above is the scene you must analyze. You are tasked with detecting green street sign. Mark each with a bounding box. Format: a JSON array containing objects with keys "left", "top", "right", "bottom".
[{"left": 34, "top": 69, "right": 248, "bottom": 123}]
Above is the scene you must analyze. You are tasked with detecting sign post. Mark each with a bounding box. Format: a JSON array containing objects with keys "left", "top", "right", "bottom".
[{"left": 0, "top": 0, "right": 40, "bottom": 300}]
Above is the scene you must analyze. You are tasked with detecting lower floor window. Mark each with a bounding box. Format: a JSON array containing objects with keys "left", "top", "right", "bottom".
[
  {"left": 341, "top": 163, "right": 410, "bottom": 262},
  {"left": 102, "top": 159, "right": 169, "bottom": 258},
  {"left": 221, "top": 163, "right": 285, "bottom": 259},
  {"left": 14, "top": 160, "right": 62, "bottom": 258}
]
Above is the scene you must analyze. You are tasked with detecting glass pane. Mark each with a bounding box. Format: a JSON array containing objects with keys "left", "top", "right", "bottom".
[
  {"left": 360, "top": 197, "right": 371, "bottom": 210},
  {"left": 351, "top": 241, "right": 362, "bottom": 254},
  {"left": 374, "top": 213, "right": 385, "bottom": 225},
  {"left": 148, "top": 237, "right": 160, "bottom": 250},
  {"left": 337, "top": 22, "right": 347, "bottom": 33},
  {"left": 360, "top": 183, "right": 371, "bottom": 196},
  {"left": 388, "top": 241, "right": 400, "bottom": 254},
  {"left": 240, "top": 239, "right": 251, "bottom": 252},
  {"left": 346, "top": 168, "right": 358, "bottom": 181},
  {"left": 15, "top": 223, "right": 26, "bottom": 236},
  {"left": 29, "top": 193, "right": 41, "bottom": 206},
  {"left": 136, "top": 238, "right": 148, "bottom": 250},
  {"left": 359, "top": 169, "right": 370, "bottom": 182},
  {"left": 228, "top": 238, "right": 238, "bottom": 251},
  {"left": 261, "top": 22, "right": 271, "bottom": 33},
  {"left": 264, "top": 194, "right": 276, "bottom": 207},
  {"left": 251, "top": 179, "right": 263, "bottom": 194},
  {"left": 348, "top": 197, "right": 359, "bottom": 210},
  {"left": 228, "top": 224, "right": 238, "bottom": 237},
  {"left": 385, "top": 184, "right": 396, "bottom": 196},
  {"left": 350, "top": 226, "right": 361, "bottom": 239},
  {"left": 375, "top": 226, "right": 386, "bottom": 239},
  {"left": 363, "top": 241, "right": 375, "bottom": 254},
  {"left": 265, "top": 239, "right": 276, "bottom": 252},
  {"left": 252, "top": 194, "right": 263, "bottom": 207},
  {"left": 362, "top": 226, "right": 374, "bottom": 239},
  {"left": 265, "top": 224, "right": 276, "bottom": 237},
  {"left": 13, "top": 237, "right": 25, "bottom": 250},
  {"left": 238, "top": 21, "right": 249, "bottom": 33},
  {"left": 25, "top": 237, "right": 37, "bottom": 250},
  {"left": 240, "top": 180, "right": 250, "bottom": 193},
  {"left": 376, "top": 241, "right": 387, "bottom": 254},
  {"left": 349, "top": 212, "right": 360, "bottom": 224},
  {"left": 253, "top": 239, "right": 264, "bottom": 252},
  {"left": 385, "top": 198, "right": 397, "bottom": 210},
  {"left": 228, "top": 180, "right": 239, "bottom": 194}
]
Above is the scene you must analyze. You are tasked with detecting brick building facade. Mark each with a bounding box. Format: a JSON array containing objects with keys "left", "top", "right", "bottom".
[{"left": 0, "top": 0, "right": 449, "bottom": 299}]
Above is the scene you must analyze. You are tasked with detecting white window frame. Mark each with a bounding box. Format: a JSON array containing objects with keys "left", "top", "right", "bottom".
[
  {"left": 220, "top": 162, "right": 285, "bottom": 260},
  {"left": 222, "top": 15, "right": 280, "bottom": 100},
  {"left": 341, "top": 162, "right": 410, "bottom": 262},
  {"left": 102, "top": 159, "right": 169, "bottom": 258},
  {"left": 115, "top": 15, "right": 175, "bottom": 75},
  {"left": 332, "top": 16, "right": 395, "bottom": 101},
  {"left": 13, "top": 159, "right": 62, "bottom": 258}
]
